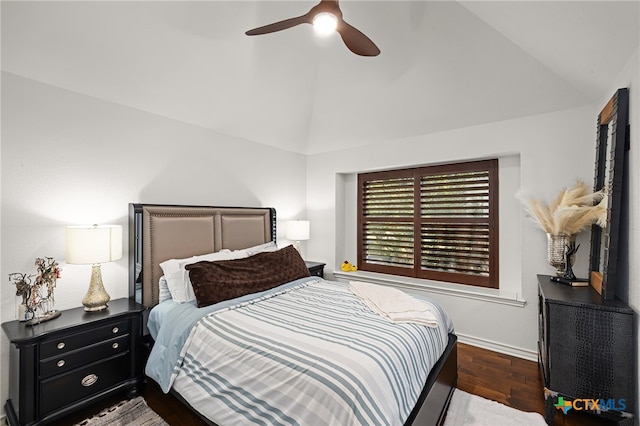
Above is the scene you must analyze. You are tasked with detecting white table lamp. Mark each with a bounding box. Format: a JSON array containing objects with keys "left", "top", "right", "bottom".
[
  {"left": 65, "top": 224, "right": 122, "bottom": 312},
  {"left": 286, "top": 220, "right": 310, "bottom": 254}
]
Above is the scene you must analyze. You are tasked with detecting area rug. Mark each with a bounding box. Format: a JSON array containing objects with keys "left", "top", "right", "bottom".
[
  {"left": 444, "top": 389, "right": 547, "bottom": 426},
  {"left": 74, "top": 396, "right": 168, "bottom": 426}
]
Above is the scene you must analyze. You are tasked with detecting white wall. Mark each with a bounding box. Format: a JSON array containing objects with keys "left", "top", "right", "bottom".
[
  {"left": 307, "top": 104, "right": 598, "bottom": 357},
  {"left": 0, "top": 72, "right": 308, "bottom": 418}
]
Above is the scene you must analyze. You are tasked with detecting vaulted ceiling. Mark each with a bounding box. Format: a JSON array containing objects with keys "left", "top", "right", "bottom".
[{"left": 2, "top": 1, "right": 639, "bottom": 154}]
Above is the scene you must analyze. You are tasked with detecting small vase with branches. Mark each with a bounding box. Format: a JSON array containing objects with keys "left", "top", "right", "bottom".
[
  {"left": 9, "top": 257, "right": 62, "bottom": 325},
  {"left": 518, "top": 180, "right": 606, "bottom": 274}
]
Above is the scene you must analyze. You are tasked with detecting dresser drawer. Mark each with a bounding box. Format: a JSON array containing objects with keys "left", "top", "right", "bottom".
[
  {"left": 39, "top": 352, "right": 130, "bottom": 414},
  {"left": 40, "top": 320, "right": 129, "bottom": 358},
  {"left": 40, "top": 334, "right": 130, "bottom": 379}
]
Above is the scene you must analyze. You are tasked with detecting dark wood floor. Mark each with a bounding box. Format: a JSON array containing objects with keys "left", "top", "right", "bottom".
[
  {"left": 456, "top": 343, "right": 611, "bottom": 426},
  {"left": 52, "top": 342, "right": 613, "bottom": 425}
]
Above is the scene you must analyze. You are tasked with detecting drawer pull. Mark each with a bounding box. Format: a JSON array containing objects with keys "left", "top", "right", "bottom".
[
  {"left": 57, "top": 360, "right": 65, "bottom": 368},
  {"left": 81, "top": 374, "right": 98, "bottom": 387},
  {"left": 112, "top": 342, "right": 119, "bottom": 349},
  {"left": 57, "top": 342, "right": 65, "bottom": 350},
  {"left": 112, "top": 327, "right": 119, "bottom": 334}
]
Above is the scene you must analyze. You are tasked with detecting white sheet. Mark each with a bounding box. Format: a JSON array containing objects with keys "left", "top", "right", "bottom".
[{"left": 348, "top": 281, "right": 439, "bottom": 327}]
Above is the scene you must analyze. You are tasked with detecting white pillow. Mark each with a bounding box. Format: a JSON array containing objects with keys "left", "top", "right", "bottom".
[
  {"left": 158, "top": 276, "right": 172, "bottom": 304},
  {"left": 160, "top": 249, "right": 238, "bottom": 303},
  {"left": 159, "top": 241, "right": 278, "bottom": 303},
  {"left": 242, "top": 240, "right": 278, "bottom": 256}
]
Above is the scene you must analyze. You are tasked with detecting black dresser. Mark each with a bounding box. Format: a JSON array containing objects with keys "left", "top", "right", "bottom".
[
  {"left": 2, "top": 298, "right": 145, "bottom": 426},
  {"left": 537, "top": 275, "right": 635, "bottom": 425}
]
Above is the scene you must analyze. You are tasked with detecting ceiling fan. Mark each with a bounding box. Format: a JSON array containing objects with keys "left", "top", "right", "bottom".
[{"left": 245, "top": 0, "right": 380, "bottom": 57}]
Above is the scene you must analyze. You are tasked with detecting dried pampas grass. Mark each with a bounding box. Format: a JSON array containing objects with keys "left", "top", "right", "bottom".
[{"left": 517, "top": 180, "right": 606, "bottom": 235}]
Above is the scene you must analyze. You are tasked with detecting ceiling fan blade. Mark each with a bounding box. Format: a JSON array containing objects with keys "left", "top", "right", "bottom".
[
  {"left": 245, "top": 14, "right": 312, "bottom": 36},
  {"left": 336, "top": 21, "right": 380, "bottom": 57}
]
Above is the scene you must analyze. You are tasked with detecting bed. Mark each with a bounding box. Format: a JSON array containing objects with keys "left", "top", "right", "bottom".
[{"left": 128, "top": 203, "right": 458, "bottom": 425}]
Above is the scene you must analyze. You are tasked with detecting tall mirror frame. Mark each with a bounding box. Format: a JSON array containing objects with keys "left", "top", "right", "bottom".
[{"left": 589, "top": 88, "right": 629, "bottom": 300}]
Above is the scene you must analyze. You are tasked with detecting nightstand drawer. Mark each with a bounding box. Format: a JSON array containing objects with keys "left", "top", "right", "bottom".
[
  {"left": 40, "top": 334, "right": 130, "bottom": 379},
  {"left": 305, "top": 261, "right": 325, "bottom": 278},
  {"left": 309, "top": 267, "right": 323, "bottom": 277},
  {"left": 39, "top": 352, "right": 130, "bottom": 415},
  {"left": 40, "top": 320, "right": 129, "bottom": 358}
]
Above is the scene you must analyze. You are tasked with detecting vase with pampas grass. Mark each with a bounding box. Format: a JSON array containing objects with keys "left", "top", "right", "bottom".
[{"left": 518, "top": 180, "right": 607, "bottom": 275}]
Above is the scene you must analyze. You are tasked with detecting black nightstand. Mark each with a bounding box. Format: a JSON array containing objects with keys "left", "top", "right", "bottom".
[
  {"left": 2, "top": 298, "right": 146, "bottom": 426},
  {"left": 305, "top": 261, "right": 326, "bottom": 278}
]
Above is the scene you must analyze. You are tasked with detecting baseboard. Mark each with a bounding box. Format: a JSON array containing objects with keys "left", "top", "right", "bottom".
[{"left": 456, "top": 332, "right": 538, "bottom": 362}]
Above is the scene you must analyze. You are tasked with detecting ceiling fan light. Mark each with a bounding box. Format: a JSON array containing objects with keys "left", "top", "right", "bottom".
[{"left": 313, "top": 12, "right": 338, "bottom": 35}]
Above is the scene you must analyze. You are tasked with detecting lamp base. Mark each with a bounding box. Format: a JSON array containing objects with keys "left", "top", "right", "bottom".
[
  {"left": 84, "top": 304, "right": 108, "bottom": 312},
  {"left": 82, "top": 264, "right": 110, "bottom": 312}
]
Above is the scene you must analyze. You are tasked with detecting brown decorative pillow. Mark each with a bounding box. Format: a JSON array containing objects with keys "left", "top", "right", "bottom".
[{"left": 185, "top": 245, "right": 311, "bottom": 308}]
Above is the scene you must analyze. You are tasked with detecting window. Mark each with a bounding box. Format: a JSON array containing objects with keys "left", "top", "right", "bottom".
[{"left": 357, "top": 159, "right": 499, "bottom": 288}]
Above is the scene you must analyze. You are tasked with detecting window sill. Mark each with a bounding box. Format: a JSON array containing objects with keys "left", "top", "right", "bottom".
[{"left": 332, "top": 270, "right": 526, "bottom": 307}]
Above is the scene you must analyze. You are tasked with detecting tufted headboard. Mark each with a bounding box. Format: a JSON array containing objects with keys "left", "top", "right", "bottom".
[{"left": 128, "top": 204, "right": 276, "bottom": 308}]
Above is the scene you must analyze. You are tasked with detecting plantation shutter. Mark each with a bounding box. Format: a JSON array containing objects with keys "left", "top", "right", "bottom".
[
  {"left": 360, "top": 172, "right": 415, "bottom": 272},
  {"left": 358, "top": 160, "right": 498, "bottom": 288}
]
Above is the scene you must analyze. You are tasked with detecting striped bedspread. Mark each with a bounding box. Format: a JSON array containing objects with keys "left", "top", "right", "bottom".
[{"left": 161, "top": 279, "right": 453, "bottom": 425}]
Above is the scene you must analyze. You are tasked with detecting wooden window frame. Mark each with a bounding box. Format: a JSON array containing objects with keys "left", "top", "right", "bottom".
[{"left": 357, "top": 159, "right": 499, "bottom": 289}]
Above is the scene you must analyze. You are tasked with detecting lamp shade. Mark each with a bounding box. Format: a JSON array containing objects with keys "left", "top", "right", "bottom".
[
  {"left": 65, "top": 225, "right": 123, "bottom": 265},
  {"left": 286, "top": 220, "right": 310, "bottom": 241}
]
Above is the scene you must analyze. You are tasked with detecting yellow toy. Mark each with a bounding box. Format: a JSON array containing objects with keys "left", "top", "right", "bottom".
[{"left": 341, "top": 260, "right": 358, "bottom": 272}]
